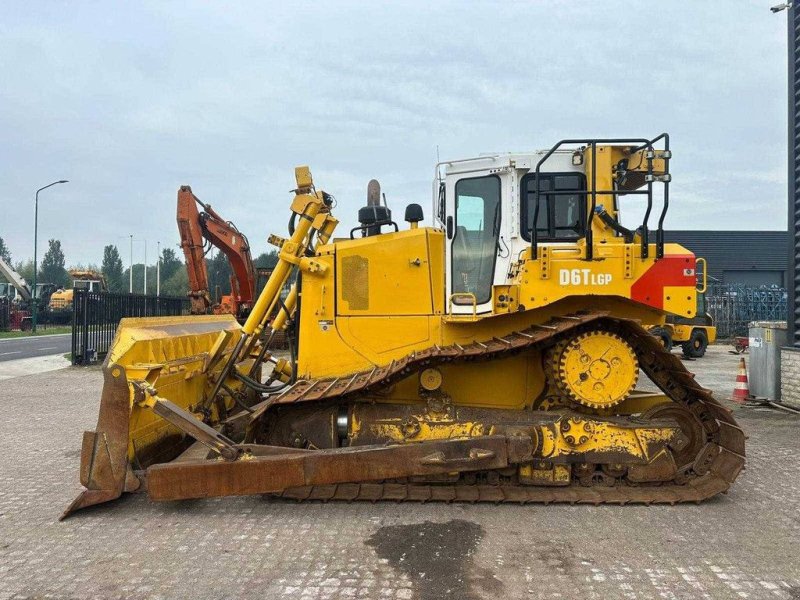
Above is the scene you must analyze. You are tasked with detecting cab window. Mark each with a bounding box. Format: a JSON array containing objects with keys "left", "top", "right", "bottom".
[{"left": 521, "top": 173, "right": 586, "bottom": 242}]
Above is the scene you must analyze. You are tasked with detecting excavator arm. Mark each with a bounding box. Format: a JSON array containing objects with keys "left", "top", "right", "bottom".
[
  {"left": 0, "top": 257, "right": 32, "bottom": 302},
  {"left": 176, "top": 186, "right": 256, "bottom": 317}
]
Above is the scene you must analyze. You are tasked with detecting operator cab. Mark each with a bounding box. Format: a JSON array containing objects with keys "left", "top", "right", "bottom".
[
  {"left": 72, "top": 278, "right": 103, "bottom": 293},
  {"left": 0, "top": 283, "right": 18, "bottom": 302},
  {"left": 432, "top": 136, "right": 672, "bottom": 315}
]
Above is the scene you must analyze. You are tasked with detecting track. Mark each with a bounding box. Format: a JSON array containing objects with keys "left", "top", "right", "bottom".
[{"left": 254, "top": 311, "right": 746, "bottom": 504}]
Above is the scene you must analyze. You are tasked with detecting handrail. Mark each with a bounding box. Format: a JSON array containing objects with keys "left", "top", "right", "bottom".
[
  {"left": 655, "top": 133, "right": 671, "bottom": 259},
  {"left": 531, "top": 135, "right": 669, "bottom": 261},
  {"left": 448, "top": 292, "right": 477, "bottom": 318},
  {"left": 696, "top": 257, "right": 708, "bottom": 294}
]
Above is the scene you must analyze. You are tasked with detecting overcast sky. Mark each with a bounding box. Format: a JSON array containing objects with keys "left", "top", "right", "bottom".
[{"left": 0, "top": 1, "right": 789, "bottom": 267}]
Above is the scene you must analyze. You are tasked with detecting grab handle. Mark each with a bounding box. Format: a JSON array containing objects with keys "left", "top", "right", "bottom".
[{"left": 696, "top": 257, "right": 707, "bottom": 294}]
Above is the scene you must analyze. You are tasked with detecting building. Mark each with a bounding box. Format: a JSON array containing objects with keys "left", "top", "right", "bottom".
[{"left": 665, "top": 231, "right": 788, "bottom": 287}]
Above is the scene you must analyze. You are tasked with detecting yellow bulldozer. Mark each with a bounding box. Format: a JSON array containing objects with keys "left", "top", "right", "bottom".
[{"left": 63, "top": 135, "right": 745, "bottom": 518}]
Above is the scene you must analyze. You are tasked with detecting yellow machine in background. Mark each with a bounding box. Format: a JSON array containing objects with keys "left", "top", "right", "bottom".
[
  {"left": 64, "top": 135, "right": 745, "bottom": 517},
  {"left": 649, "top": 273, "right": 717, "bottom": 357},
  {"left": 49, "top": 269, "right": 106, "bottom": 310}
]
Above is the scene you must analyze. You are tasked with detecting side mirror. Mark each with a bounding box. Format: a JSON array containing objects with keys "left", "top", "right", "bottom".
[{"left": 446, "top": 216, "right": 454, "bottom": 239}]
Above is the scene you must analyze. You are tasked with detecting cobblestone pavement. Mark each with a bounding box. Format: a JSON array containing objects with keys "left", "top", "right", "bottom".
[{"left": 1, "top": 345, "right": 799, "bottom": 600}]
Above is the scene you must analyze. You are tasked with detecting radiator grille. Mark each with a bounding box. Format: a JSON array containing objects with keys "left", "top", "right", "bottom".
[{"left": 341, "top": 255, "right": 369, "bottom": 311}]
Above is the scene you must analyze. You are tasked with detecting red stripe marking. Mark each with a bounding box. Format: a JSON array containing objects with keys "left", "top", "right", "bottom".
[{"left": 630, "top": 254, "right": 696, "bottom": 310}]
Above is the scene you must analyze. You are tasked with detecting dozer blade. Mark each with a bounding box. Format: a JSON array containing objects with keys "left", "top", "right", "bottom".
[{"left": 62, "top": 314, "right": 249, "bottom": 519}]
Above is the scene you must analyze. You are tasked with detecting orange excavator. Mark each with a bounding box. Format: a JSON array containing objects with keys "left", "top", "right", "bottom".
[{"left": 176, "top": 186, "right": 256, "bottom": 319}]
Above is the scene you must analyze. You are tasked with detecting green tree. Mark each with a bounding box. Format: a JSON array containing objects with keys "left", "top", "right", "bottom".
[
  {"left": 39, "top": 239, "right": 68, "bottom": 288},
  {"left": 159, "top": 247, "right": 182, "bottom": 282},
  {"left": 254, "top": 250, "right": 279, "bottom": 269},
  {"left": 0, "top": 237, "right": 10, "bottom": 283},
  {"left": 101, "top": 245, "right": 125, "bottom": 292},
  {"left": 15, "top": 260, "right": 35, "bottom": 284},
  {"left": 207, "top": 250, "right": 232, "bottom": 302},
  {"left": 160, "top": 266, "right": 189, "bottom": 297},
  {"left": 0, "top": 236, "right": 11, "bottom": 264},
  {"left": 123, "top": 264, "right": 146, "bottom": 294}
]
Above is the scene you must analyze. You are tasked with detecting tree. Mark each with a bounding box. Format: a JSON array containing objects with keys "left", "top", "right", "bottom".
[
  {"left": 160, "top": 266, "right": 189, "bottom": 297},
  {"left": 0, "top": 236, "right": 11, "bottom": 264},
  {"left": 0, "top": 237, "right": 10, "bottom": 283},
  {"left": 159, "top": 247, "right": 182, "bottom": 283},
  {"left": 123, "top": 264, "right": 144, "bottom": 294},
  {"left": 101, "top": 245, "right": 125, "bottom": 292},
  {"left": 255, "top": 250, "right": 279, "bottom": 269},
  {"left": 207, "top": 250, "right": 232, "bottom": 301},
  {"left": 39, "top": 239, "right": 68, "bottom": 288},
  {"left": 15, "top": 260, "right": 35, "bottom": 284}
]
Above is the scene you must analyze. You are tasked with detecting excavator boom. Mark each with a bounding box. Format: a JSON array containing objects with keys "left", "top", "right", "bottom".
[
  {"left": 0, "top": 257, "right": 32, "bottom": 302},
  {"left": 176, "top": 186, "right": 256, "bottom": 318}
]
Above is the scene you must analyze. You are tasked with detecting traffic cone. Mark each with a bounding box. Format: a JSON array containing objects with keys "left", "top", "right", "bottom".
[{"left": 731, "top": 357, "right": 751, "bottom": 404}]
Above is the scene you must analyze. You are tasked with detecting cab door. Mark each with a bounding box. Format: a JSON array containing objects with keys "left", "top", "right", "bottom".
[{"left": 445, "top": 174, "right": 503, "bottom": 315}]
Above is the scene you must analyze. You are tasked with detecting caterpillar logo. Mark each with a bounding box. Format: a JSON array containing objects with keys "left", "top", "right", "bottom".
[{"left": 559, "top": 269, "right": 613, "bottom": 286}]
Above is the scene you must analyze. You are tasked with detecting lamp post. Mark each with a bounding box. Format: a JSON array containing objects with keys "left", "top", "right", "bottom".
[
  {"left": 33, "top": 180, "right": 68, "bottom": 333},
  {"left": 156, "top": 241, "right": 161, "bottom": 297},
  {"left": 772, "top": 2, "right": 799, "bottom": 346},
  {"left": 129, "top": 234, "right": 133, "bottom": 293}
]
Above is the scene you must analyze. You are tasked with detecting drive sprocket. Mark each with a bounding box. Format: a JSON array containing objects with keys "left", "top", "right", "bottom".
[{"left": 553, "top": 330, "right": 639, "bottom": 410}]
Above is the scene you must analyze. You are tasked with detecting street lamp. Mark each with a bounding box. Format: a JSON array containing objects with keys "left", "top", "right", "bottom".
[
  {"left": 156, "top": 241, "right": 161, "bottom": 297},
  {"left": 33, "top": 179, "right": 68, "bottom": 333},
  {"left": 129, "top": 234, "right": 133, "bottom": 293}
]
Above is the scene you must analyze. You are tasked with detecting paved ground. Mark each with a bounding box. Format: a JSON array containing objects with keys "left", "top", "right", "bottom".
[
  {"left": 1, "top": 345, "right": 799, "bottom": 600},
  {"left": 0, "top": 354, "right": 71, "bottom": 381},
  {"left": 0, "top": 333, "right": 71, "bottom": 362}
]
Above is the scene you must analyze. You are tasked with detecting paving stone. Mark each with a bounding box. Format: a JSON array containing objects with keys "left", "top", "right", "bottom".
[{"left": 0, "top": 347, "right": 798, "bottom": 599}]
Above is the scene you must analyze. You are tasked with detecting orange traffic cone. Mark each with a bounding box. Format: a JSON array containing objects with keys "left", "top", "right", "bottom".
[{"left": 731, "top": 357, "right": 751, "bottom": 404}]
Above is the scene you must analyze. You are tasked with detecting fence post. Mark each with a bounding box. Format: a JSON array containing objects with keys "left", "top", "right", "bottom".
[{"left": 70, "top": 292, "right": 77, "bottom": 364}]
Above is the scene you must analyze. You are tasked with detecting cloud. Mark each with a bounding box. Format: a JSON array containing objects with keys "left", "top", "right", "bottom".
[{"left": 0, "top": 0, "right": 789, "bottom": 268}]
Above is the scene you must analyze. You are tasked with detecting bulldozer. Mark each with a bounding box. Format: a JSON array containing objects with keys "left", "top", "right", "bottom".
[{"left": 63, "top": 134, "right": 745, "bottom": 518}]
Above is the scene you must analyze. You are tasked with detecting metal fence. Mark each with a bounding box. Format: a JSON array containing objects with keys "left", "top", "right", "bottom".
[
  {"left": 706, "top": 284, "right": 788, "bottom": 339},
  {"left": 71, "top": 290, "right": 190, "bottom": 365},
  {"left": 0, "top": 298, "right": 9, "bottom": 331}
]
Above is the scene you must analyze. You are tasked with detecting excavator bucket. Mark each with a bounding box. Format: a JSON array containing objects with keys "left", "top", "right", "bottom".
[{"left": 62, "top": 314, "right": 248, "bottom": 518}]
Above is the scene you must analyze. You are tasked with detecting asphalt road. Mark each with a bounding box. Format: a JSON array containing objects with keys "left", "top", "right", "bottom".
[{"left": 0, "top": 332, "right": 71, "bottom": 361}]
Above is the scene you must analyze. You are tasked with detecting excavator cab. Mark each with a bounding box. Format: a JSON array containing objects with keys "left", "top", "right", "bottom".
[{"left": 64, "top": 137, "right": 745, "bottom": 518}]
